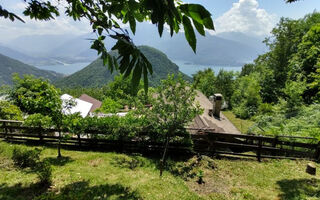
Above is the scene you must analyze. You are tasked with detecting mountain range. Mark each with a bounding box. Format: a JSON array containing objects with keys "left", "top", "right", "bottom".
[
  {"left": 0, "top": 22, "right": 267, "bottom": 68},
  {"left": 0, "top": 53, "right": 62, "bottom": 85}
]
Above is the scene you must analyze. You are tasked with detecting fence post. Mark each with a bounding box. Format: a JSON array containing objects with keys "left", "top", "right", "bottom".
[
  {"left": 3, "top": 121, "right": 8, "bottom": 140},
  {"left": 314, "top": 141, "right": 320, "bottom": 162},
  {"left": 257, "top": 137, "right": 262, "bottom": 162},
  {"left": 78, "top": 133, "right": 82, "bottom": 147},
  {"left": 38, "top": 127, "right": 43, "bottom": 143}
]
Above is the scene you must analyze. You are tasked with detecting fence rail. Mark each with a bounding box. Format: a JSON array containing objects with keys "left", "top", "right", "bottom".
[{"left": 0, "top": 120, "right": 319, "bottom": 162}]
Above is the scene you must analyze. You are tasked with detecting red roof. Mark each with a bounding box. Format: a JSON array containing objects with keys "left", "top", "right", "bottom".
[{"left": 78, "top": 94, "right": 102, "bottom": 113}]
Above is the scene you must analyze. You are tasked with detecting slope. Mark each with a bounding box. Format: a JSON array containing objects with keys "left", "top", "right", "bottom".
[
  {"left": 55, "top": 46, "right": 192, "bottom": 88},
  {"left": 0, "top": 53, "right": 63, "bottom": 85}
]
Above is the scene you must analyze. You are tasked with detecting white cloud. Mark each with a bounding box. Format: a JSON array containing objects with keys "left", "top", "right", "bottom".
[
  {"left": 0, "top": 1, "right": 92, "bottom": 43},
  {"left": 213, "top": 0, "right": 277, "bottom": 36}
]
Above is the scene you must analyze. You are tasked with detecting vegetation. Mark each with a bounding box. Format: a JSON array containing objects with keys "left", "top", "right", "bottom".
[
  {"left": 140, "top": 74, "right": 203, "bottom": 175},
  {"left": 0, "top": 53, "right": 62, "bottom": 86},
  {"left": 193, "top": 68, "right": 235, "bottom": 107},
  {"left": 0, "top": 100, "right": 23, "bottom": 121},
  {"left": 55, "top": 46, "right": 192, "bottom": 88},
  {"left": 193, "top": 12, "right": 320, "bottom": 138},
  {"left": 0, "top": 141, "right": 319, "bottom": 200},
  {"left": 222, "top": 111, "right": 254, "bottom": 134}
]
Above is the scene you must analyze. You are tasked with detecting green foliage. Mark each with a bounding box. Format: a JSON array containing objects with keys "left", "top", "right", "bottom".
[
  {"left": 2, "top": 0, "right": 214, "bottom": 91},
  {"left": 35, "top": 160, "right": 52, "bottom": 185},
  {"left": 289, "top": 23, "right": 320, "bottom": 102},
  {"left": 193, "top": 69, "right": 235, "bottom": 106},
  {"left": 193, "top": 68, "right": 216, "bottom": 97},
  {"left": 0, "top": 100, "right": 23, "bottom": 120},
  {"left": 10, "top": 74, "right": 62, "bottom": 119},
  {"left": 98, "top": 97, "right": 123, "bottom": 114},
  {"left": 231, "top": 74, "right": 262, "bottom": 119},
  {"left": 147, "top": 74, "right": 202, "bottom": 136},
  {"left": 62, "top": 113, "right": 85, "bottom": 135},
  {"left": 250, "top": 104, "right": 320, "bottom": 138},
  {"left": 240, "top": 64, "right": 256, "bottom": 77},
  {"left": 215, "top": 70, "right": 235, "bottom": 106},
  {"left": 282, "top": 79, "right": 307, "bottom": 113},
  {"left": 103, "top": 74, "right": 142, "bottom": 106},
  {"left": 24, "top": 113, "right": 53, "bottom": 129},
  {"left": 12, "top": 147, "right": 41, "bottom": 168}
]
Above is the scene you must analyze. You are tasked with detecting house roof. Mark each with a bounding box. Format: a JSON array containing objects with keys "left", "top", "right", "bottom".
[
  {"left": 78, "top": 94, "right": 102, "bottom": 113},
  {"left": 61, "top": 94, "right": 93, "bottom": 118},
  {"left": 188, "top": 90, "right": 240, "bottom": 134}
]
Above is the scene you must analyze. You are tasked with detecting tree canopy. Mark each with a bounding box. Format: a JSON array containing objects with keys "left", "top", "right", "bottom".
[{"left": 0, "top": 0, "right": 215, "bottom": 92}]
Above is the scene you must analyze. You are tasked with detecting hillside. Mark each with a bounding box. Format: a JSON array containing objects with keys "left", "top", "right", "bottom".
[
  {"left": 55, "top": 46, "right": 192, "bottom": 88},
  {"left": 0, "top": 53, "right": 62, "bottom": 85}
]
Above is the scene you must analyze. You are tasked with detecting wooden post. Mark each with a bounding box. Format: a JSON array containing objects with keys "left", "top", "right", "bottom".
[
  {"left": 38, "top": 127, "right": 43, "bottom": 143},
  {"left": 272, "top": 136, "right": 278, "bottom": 156},
  {"left": 313, "top": 141, "right": 320, "bottom": 163},
  {"left": 78, "top": 133, "right": 82, "bottom": 147},
  {"left": 3, "top": 121, "right": 8, "bottom": 140},
  {"left": 257, "top": 138, "right": 262, "bottom": 162}
]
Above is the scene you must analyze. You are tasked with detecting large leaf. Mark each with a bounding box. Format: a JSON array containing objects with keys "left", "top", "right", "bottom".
[
  {"left": 182, "top": 15, "right": 197, "bottom": 53},
  {"left": 180, "top": 4, "right": 214, "bottom": 30}
]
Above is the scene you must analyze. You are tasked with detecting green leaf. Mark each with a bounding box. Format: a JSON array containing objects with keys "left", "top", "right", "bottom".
[
  {"left": 180, "top": 4, "right": 214, "bottom": 30},
  {"left": 129, "top": 15, "right": 136, "bottom": 34},
  {"left": 182, "top": 15, "right": 197, "bottom": 53},
  {"left": 192, "top": 19, "right": 205, "bottom": 36},
  {"left": 132, "top": 63, "right": 142, "bottom": 90}
]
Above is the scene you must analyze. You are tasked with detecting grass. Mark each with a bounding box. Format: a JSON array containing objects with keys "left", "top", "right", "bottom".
[
  {"left": 1, "top": 141, "right": 320, "bottom": 200},
  {"left": 223, "top": 111, "right": 255, "bottom": 133}
]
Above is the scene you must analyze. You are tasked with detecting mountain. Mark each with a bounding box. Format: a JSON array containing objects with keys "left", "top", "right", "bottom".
[
  {"left": 55, "top": 46, "right": 191, "bottom": 88},
  {"left": 131, "top": 22, "right": 265, "bottom": 66},
  {"left": 0, "top": 53, "right": 63, "bottom": 85},
  {"left": 6, "top": 34, "right": 75, "bottom": 57}
]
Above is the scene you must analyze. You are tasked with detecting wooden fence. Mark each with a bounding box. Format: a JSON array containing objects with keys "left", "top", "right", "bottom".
[{"left": 0, "top": 120, "right": 319, "bottom": 162}]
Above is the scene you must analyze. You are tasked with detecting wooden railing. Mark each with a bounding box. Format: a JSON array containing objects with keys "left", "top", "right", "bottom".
[{"left": 0, "top": 120, "right": 319, "bottom": 161}]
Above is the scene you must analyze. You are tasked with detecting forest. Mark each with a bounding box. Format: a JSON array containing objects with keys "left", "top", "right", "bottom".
[{"left": 193, "top": 12, "right": 320, "bottom": 138}]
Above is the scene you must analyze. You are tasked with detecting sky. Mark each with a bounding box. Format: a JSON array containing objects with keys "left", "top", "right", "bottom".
[{"left": 0, "top": 0, "right": 319, "bottom": 43}]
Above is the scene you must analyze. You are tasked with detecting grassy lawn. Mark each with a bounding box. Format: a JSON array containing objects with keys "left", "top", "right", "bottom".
[
  {"left": 223, "top": 111, "right": 255, "bottom": 134},
  {"left": 1, "top": 141, "right": 320, "bottom": 200}
]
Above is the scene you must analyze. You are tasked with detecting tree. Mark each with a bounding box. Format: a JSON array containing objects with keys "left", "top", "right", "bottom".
[
  {"left": 0, "top": 0, "right": 214, "bottom": 92},
  {"left": 9, "top": 74, "right": 62, "bottom": 117},
  {"left": 193, "top": 68, "right": 216, "bottom": 97},
  {"left": 289, "top": 23, "right": 320, "bottom": 102},
  {"left": 145, "top": 74, "right": 202, "bottom": 176},
  {"left": 9, "top": 74, "right": 64, "bottom": 157},
  {"left": 231, "top": 73, "right": 262, "bottom": 119},
  {"left": 215, "top": 70, "right": 235, "bottom": 107}
]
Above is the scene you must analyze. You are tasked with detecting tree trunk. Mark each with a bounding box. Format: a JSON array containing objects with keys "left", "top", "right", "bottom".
[
  {"left": 57, "top": 130, "right": 62, "bottom": 158},
  {"left": 160, "top": 134, "right": 169, "bottom": 177}
]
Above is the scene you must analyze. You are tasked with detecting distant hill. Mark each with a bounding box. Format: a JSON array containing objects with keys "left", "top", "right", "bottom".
[
  {"left": 0, "top": 53, "right": 63, "bottom": 85},
  {"left": 55, "top": 46, "right": 191, "bottom": 88}
]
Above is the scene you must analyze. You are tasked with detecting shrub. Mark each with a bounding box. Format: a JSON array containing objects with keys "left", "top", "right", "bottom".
[
  {"left": 0, "top": 100, "right": 23, "bottom": 120},
  {"left": 24, "top": 113, "right": 53, "bottom": 129},
  {"left": 35, "top": 160, "right": 52, "bottom": 185},
  {"left": 12, "top": 147, "right": 41, "bottom": 168}
]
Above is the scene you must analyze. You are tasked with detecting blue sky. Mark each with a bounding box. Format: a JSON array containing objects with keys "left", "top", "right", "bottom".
[{"left": 0, "top": 0, "right": 319, "bottom": 42}]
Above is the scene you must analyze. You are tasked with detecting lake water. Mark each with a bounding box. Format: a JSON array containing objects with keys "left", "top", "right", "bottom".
[
  {"left": 35, "top": 60, "right": 242, "bottom": 76},
  {"left": 173, "top": 60, "right": 242, "bottom": 77},
  {"left": 35, "top": 62, "right": 91, "bottom": 75}
]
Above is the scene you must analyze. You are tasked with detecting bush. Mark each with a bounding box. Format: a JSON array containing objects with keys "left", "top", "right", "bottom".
[
  {"left": 24, "top": 113, "right": 53, "bottom": 129},
  {"left": 12, "top": 147, "right": 41, "bottom": 168},
  {"left": 35, "top": 160, "right": 52, "bottom": 185},
  {"left": 0, "top": 100, "right": 23, "bottom": 120}
]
